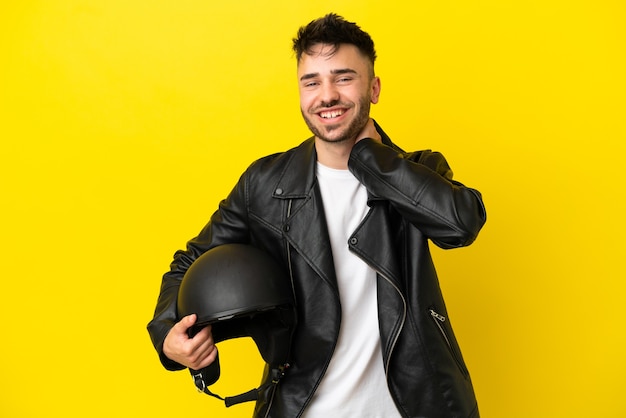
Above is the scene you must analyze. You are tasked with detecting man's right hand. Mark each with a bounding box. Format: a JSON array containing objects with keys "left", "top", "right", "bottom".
[{"left": 163, "top": 314, "right": 217, "bottom": 370}]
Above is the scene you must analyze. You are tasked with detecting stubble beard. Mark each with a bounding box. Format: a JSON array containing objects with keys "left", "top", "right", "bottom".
[{"left": 302, "top": 95, "right": 371, "bottom": 144}]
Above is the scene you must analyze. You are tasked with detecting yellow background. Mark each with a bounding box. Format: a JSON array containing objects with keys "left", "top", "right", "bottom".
[{"left": 2, "top": 1, "right": 625, "bottom": 417}]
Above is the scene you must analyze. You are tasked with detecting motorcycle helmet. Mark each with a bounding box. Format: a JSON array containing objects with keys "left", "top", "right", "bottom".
[{"left": 177, "top": 243, "right": 296, "bottom": 407}]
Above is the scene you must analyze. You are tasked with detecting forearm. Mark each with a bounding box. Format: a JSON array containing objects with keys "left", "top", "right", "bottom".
[{"left": 348, "top": 138, "right": 486, "bottom": 248}]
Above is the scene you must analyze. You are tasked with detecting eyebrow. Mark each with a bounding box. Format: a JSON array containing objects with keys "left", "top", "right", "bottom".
[{"left": 299, "top": 68, "right": 358, "bottom": 82}]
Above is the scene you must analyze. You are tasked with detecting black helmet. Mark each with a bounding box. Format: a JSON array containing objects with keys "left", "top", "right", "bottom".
[{"left": 177, "top": 243, "right": 296, "bottom": 407}]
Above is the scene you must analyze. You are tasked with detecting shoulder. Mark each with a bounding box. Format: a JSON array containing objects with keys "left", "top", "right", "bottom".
[
  {"left": 372, "top": 121, "right": 454, "bottom": 179},
  {"left": 244, "top": 137, "right": 315, "bottom": 180}
]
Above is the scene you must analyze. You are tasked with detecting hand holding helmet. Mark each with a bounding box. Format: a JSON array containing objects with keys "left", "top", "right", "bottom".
[{"left": 163, "top": 313, "right": 217, "bottom": 371}]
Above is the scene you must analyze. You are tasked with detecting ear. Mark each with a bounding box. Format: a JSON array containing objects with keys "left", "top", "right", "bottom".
[{"left": 370, "top": 76, "right": 381, "bottom": 104}]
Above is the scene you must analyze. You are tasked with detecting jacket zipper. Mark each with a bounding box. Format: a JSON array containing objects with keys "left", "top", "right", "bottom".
[
  {"left": 263, "top": 384, "right": 277, "bottom": 418},
  {"left": 376, "top": 269, "right": 407, "bottom": 379},
  {"left": 429, "top": 308, "right": 468, "bottom": 376},
  {"left": 281, "top": 200, "right": 341, "bottom": 418},
  {"left": 262, "top": 200, "right": 298, "bottom": 418}
]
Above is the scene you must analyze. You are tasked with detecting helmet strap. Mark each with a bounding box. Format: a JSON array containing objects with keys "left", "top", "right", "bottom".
[{"left": 190, "top": 363, "right": 290, "bottom": 408}]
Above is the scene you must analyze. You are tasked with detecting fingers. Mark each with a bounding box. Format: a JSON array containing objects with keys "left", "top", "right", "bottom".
[
  {"left": 176, "top": 313, "right": 197, "bottom": 332},
  {"left": 163, "top": 315, "right": 217, "bottom": 370},
  {"left": 189, "top": 330, "right": 218, "bottom": 370},
  {"left": 187, "top": 325, "right": 218, "bottom": 369}
]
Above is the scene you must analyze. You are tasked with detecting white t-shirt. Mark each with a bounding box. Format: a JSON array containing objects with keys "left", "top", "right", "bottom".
[{"left": 301, "top": 163, "right": 401, "bottom": 418}]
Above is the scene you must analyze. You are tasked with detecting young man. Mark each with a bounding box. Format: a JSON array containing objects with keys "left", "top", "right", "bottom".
[{"left": 148, "top": 13, "right": 486, "bottom": 418}]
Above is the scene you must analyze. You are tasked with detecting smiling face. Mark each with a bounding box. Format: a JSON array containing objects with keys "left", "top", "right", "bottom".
[{"left": 297, "top": 43, "right": 380, "bottom": 145}]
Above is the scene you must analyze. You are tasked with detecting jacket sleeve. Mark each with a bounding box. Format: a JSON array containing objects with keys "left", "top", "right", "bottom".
[
  {"left": 348, "top": 138, "right": 486, "bottom": 249},
  {"left": 146, "top": 168, "right": 252, "bottom": 370}
]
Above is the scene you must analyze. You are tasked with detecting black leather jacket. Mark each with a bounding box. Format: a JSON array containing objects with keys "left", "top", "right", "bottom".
[{"left": 148, "top": 122, "right": 486, "bottom": 418}]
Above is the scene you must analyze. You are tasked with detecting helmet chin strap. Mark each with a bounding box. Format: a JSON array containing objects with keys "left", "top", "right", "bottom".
[{"left": 189, "top": 363, "right": 290, "bottom": 407}]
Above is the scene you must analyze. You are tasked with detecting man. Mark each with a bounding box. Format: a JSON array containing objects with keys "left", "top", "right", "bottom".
[{"left": 148, "top": 13, "right": 486, "bottom": 418}]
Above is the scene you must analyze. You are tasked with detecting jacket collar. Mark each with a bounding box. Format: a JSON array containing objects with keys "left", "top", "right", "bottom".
[
  {"left": 272, "top": 137, "right": 317, "bottom": 200},
  {"left": 271, "top": 120, "right": 398, "bottom": 200}
]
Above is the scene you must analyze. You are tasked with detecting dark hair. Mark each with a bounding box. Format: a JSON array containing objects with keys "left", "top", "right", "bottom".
[{"left": 292, "top": 13, "right": 377, "bottom": 69}]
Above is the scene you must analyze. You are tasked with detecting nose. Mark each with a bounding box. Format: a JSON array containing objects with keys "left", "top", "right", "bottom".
[{"left": 319, "top": 82, "right": 340, "bottom": 107}]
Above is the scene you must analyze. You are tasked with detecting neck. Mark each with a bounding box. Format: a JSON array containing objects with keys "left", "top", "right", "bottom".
[{"left": 314, "top": 137, "right": 354, "bottom": 169}]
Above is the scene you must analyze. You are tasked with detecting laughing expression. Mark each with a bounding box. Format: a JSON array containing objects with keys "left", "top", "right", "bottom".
[{"left": 297, "top": 43, "right": 380, "bottom": 144}]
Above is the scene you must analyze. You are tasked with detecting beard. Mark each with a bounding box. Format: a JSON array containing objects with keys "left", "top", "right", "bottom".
[{"left": 301, "top": 95, "right": 372, "bottom": 144}]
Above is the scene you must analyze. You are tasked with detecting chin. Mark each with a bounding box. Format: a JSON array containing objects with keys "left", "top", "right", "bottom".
[{"left": 312, "top": 125, "right": 348, "bottom": 143}]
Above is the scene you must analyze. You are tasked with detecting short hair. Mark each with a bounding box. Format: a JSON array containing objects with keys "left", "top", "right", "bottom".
[{"left": 292, "top": 13, "right": 377, "bottom": 70}]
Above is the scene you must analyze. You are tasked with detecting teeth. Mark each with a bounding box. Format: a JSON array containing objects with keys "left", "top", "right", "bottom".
[{"left": 320, "top": 110, "right": 344, "bottom": 119}]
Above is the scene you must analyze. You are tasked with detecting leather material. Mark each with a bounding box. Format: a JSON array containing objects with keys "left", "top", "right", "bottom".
[{"left": 148, "top": 121, "right": 486, "bottom": 418}]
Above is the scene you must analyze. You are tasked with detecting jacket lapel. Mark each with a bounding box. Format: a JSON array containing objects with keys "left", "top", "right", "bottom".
[
  {"left": 354, "top": 204, "right": 403, "bottom": 287},
  {"left": 272, "top": 138, "right": 338, "bottom": 290}
]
